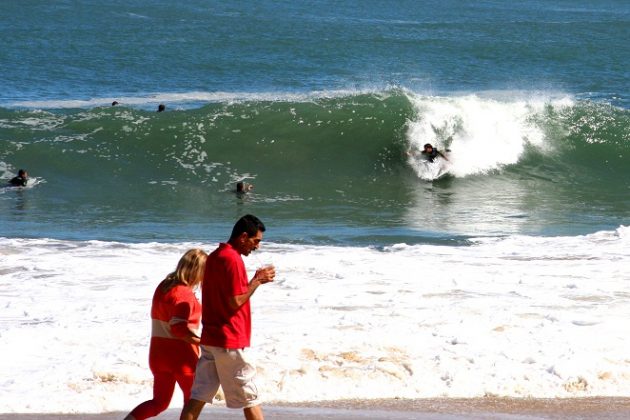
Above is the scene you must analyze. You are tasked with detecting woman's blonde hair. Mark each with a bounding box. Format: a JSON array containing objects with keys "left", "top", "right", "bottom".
[{"left": 160, "top": 248, "right": 207, "bottom": 291}]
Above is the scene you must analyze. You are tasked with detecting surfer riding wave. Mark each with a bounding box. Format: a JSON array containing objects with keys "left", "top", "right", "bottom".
[{"left": 407, "top": 143, "right": 452, "bottom": 180}]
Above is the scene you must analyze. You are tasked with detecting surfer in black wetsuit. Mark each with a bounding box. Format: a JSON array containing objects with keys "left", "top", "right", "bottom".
[
  {"left": 421, "top": 143, "right": 449, "bottom": 162},
  {"left": 8, "top": 169, "right": 28, "bottom": 187}
]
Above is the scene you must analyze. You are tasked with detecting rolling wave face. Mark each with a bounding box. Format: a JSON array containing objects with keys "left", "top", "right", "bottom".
[
  {"left": 3, "top": 91, "right": 627, "bottom": 185},
  {"left": 403, "top": 94, "right": 629, "bottom": 238},
  {"left": 406, "top": 93, "right": 629, "bottom": 179},
  {"left": 0, "top": 93, "right": 416, "bottom": 242},
  {"left": 1, "top": 91, "right": 628, "bottom": 242},
  {"left": 545, "top": 101, "right": 630, "bottom": 175},
  {"left": 1, "top": 93, "right": 412, "bottom": 193},
  {"left": 405, "top": 93, "right": 550, "bottom": 178}
]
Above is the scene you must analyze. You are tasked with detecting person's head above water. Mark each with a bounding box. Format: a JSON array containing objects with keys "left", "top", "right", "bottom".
[
  {"left": 157, "top": 104, "right": 166, "bottom": 112},
  {"left": 423, "top": 143, "right": 433, "bottom": 152},
  {"left": 236, "top": 181, "right": 253, "bottom": 193},
  {"left": 8, "top": 169, "right": 29, "bottom": 187}
]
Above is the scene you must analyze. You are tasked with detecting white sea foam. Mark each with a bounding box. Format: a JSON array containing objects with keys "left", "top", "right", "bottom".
[
  {"left": 405, "top": 93, "right": 574, "bottom": 179},
  {"left": 0, "top": 162, "right": 14, "bottom": 181},
  {"left": 6, "top": 89, "right": 385, "bottom": 110},
  {"left": 1, "top": 227, "right": 629, "bottom": 413}
]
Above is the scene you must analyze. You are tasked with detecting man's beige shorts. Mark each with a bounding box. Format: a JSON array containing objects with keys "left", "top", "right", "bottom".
[{"left": 190, "top": 345, "right": 260, "bottom": 409}]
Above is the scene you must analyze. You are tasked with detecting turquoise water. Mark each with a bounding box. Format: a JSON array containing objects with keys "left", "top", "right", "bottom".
[{"left": 1, "top": 0, "right": 628, "bottom": 244}]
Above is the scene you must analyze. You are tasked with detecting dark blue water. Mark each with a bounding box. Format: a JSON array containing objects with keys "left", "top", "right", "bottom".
[{"left": 2, "top": 0, "right": 628, "bottom": 107}]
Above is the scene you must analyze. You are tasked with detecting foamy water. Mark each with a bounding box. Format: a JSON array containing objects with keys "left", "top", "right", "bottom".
[
  {"left": 406, "top": 93, "right": 571, "bottom": 179},
  {"left": 1, "top": 227, "right": 629, "bottom": 413}
]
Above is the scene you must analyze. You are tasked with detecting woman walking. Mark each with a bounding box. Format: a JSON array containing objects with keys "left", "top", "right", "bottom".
[{"left": 125, "top": 249, "right": 207, "bottom": 420}]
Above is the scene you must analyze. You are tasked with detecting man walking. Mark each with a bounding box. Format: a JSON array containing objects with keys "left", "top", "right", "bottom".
[{"left": 180, "top": 214, "right": 275, "bottom": 420}]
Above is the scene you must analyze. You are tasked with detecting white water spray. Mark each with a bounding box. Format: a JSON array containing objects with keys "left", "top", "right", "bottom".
[{"left": 405, "top": 93, "right": 571, "bottom": 179}]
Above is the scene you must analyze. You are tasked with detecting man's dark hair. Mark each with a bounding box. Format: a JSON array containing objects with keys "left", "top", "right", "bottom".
[
  {"left": 230, "top": 214, "right": 266, "bottom": 240},
  {"left": 18, "top": 169, "right": 26, "bottom": 177}
]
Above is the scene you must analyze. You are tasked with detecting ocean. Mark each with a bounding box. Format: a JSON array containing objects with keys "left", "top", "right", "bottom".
[{"left": 1, "top": 0, "right": 629, "bottom": 414}]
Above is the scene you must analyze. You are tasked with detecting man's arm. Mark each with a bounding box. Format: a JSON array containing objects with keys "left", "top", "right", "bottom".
[{"left": 228, "top": 266, "right": 275, "bottom": 310}]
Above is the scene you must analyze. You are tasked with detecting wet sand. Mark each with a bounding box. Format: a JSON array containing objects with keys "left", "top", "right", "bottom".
[{"left": 2, "top": 397, "right": 630, "bottom": 420}]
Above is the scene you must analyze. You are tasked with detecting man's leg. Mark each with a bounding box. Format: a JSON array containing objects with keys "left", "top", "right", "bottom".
[
  {"left": 243, "top": 404, "right": 264, "bottom": 420},
  {"left": 214, "top": 349, "right": 262, "bottom": 419},
  {"left": 179, "top": 398, "right": 206, "bottom": 420},
  {"left": 180, "top": 346, "right": 220, "bottom": 420}
]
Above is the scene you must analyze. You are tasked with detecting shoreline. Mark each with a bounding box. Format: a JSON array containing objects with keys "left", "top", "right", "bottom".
[{"left": 2, "top": 397, "right": 630, "bottom": 419}]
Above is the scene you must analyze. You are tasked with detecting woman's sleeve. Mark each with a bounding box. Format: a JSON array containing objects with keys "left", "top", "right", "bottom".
[{"left": 169, "top": 295, "right": 194, "bottom": 337}]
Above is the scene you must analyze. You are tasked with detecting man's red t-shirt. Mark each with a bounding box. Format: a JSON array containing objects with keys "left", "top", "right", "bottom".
[{"left": 200, "top": 242, "right": 251, "bottom": 349}]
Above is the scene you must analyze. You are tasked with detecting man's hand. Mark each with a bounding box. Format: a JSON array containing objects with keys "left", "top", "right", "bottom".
[
  {"left": 253, "top": 265, "right": 275, "bottom": 284},
  {"left": 230, "top": 265, "right": 276, "bottom": 310}
]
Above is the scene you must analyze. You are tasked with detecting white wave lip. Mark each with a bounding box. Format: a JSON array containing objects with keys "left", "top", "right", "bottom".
[
  {"left": 1, "top": 227, "right": 629, "bottom": 413},
  {"left": 405, "top": 92, "right": 573, "bottom": 179},
  {"left": 5, "top": 88, "right": 386, "bottom": 110}
]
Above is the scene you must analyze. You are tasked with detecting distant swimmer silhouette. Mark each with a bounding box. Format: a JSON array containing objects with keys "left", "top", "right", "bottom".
[
  {"left": 157, "top": 104, "right": 166, "bottom": 112},
  {"left": 112, "top": 101, "right": 119, "bottom": 106},
  {"left": 8, "top": 169, "right": 28, "bottom": 187}
]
